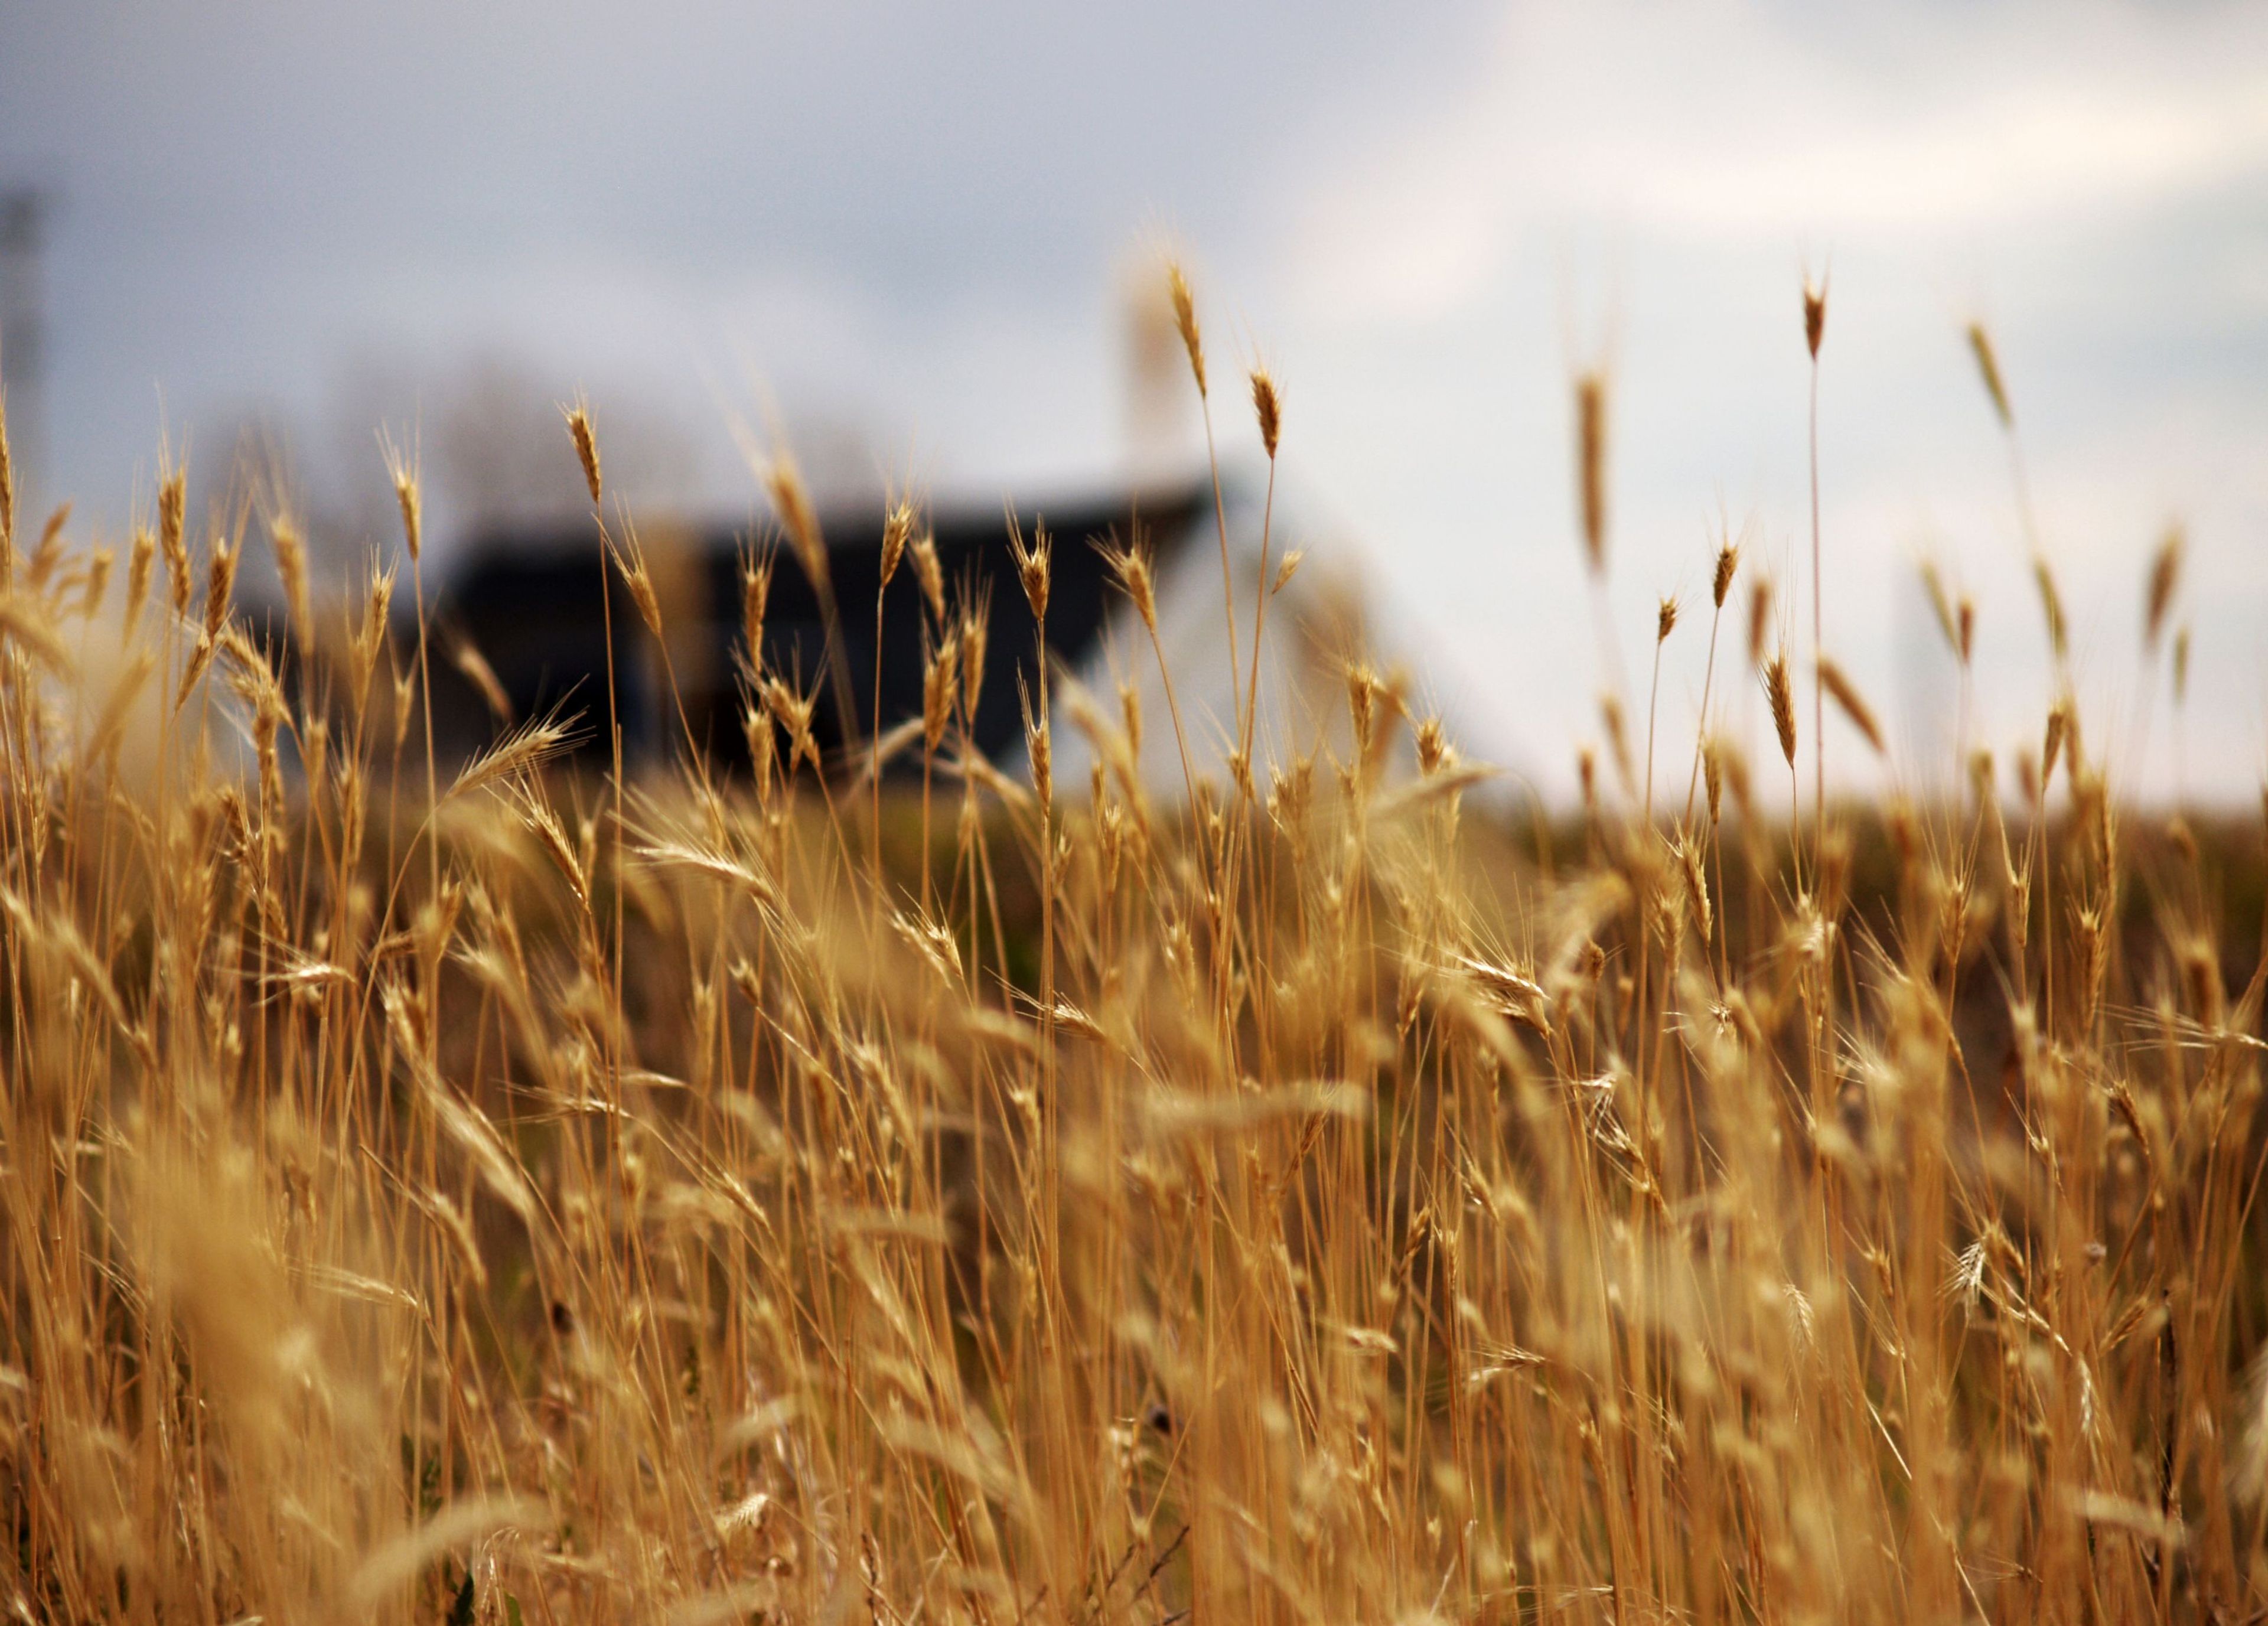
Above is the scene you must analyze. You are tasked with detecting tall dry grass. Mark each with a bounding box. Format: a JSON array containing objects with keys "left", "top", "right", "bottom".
[{"left": 5, "top": 275, "right": 2268, "bottom": 1625}]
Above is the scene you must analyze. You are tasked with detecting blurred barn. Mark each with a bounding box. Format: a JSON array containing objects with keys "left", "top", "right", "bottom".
[{"left": 419, "top": 471, "right": 1447, "bottom": 796}]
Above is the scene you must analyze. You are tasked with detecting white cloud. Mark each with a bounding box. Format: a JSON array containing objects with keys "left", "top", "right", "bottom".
[{"left": 1283, "top": 0, "right": 2268, "bottom": 324}]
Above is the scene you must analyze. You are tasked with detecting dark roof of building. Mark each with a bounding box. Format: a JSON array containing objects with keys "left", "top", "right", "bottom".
[{"left": 425, "top": 478, "right": 1212, "bottom": 774}]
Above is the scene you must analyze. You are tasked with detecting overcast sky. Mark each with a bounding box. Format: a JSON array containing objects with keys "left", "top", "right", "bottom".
[{"left": 5, "top": 0, "right": 2266, "bottom": 800}]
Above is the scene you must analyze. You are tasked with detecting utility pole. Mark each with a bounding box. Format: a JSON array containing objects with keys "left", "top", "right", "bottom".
[{"left": 1, "top": 187, "right": 50, "bottom": 511}]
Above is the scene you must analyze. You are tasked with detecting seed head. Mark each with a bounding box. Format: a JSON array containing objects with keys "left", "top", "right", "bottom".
[
  {"left": 1166, "top": 263, "right": 1207, "bottom": 400},
  {"left": 1119, "top": 680, "right": 1142, "bottom": 760},
  {"left": 765, "top": 452, "right": 828, "bottom": 598},
  {"left": 1250, "top": 367, "right": 1281, "bottom": 460},
  {"left": 1599, "top": 693, "right": 1634, "bottom": 796},
  {"left": 1415, "top": 715, "right": 1447, "bottom": 775},
  {"left": 518, "top": 790, "right": 588, "bottom": 906},
  {"left": 565, "top": 400, "right": 602, "bottom": 506},
  {"left": 271, "top": 514, "right": 312, "bottom": 643},
  {"left": 202, "top": 533, "right": 238, "bottom": 643},
  {"left": 393, "top": 667, "right": 420, "bottom": 761},
  {"left": 451, "top": 634, "right": 513, "bottom": 724},
  {"left": 2145, "top": 524, "right": 2183, "bottom": 653},
  {"left": 1656, "top": 595, "right": 1679, "bottom": 644},
  {"left": 2032, "top": 556, "right": 2068, "bottom": 663},
  {"left": 358, "top": 558, "right": 395, "bottom": 649},
  {"left": 28, "top": 503, "right": 67, "bottom": 589},
  {"left": 0, "top": 595, "right": 72, "bottom": 674},
  {"left": 923, "top": 628, "right": 959, "bottom": 751},
  {"left": 762, "top": 674, "right": 822, "bottom": 775},
  {"left": 1747, "top": 575, "right": 1774, "bottom": 668},
  {"left": 1677, "top": 836, "right": 1713, "bottom": 941},
  {"left": 743, "top": 703, "right": 776, "bottom": 794},
  {"left": 1817, "top": 656, "right": 1884, "bottom": 755},
  {"left": 1712, "top": 542, "right": 1739, "bottom": 608},
  {"left": 1102, "top": 536, "right": 1157, "bottom": 636},
  {"left": 741, "top": 549, "right": 773, "bottom": 672},
  {"left": 381, "top": 434, "right": 422, "bottom": 563},
  {"left": 358, "top": 559, "right": 395, "bottom": 677},
  {"left": 125, "top": 526, "right": 155, "bottom": 630},
  {"left": 1575, "top": 372, "right": 1608, "bottom": 576},
  {"left": 880, "top": 498, "right": 912, "bottom": 591},
  {"left": 1008, "top": 516, "right": 1051, "bottom": 622},
  {"left": 607, "top": 526, "right": 663, "bottom": 636},
  {"left": 910, "top": 532, "right": 945, "bottom": 621},
  {"left": 1021, "top": 674, "right": 1052, "bottom": 814},
  {"left": 1765, "top": 651, "right": 1797, "bottom": 768},
  {"left": 1967, "top": 322, "right": 2012, "bottom": 429},
  {"left": 959, "top": 600, "right": 988, "bottom": 719},
  {"left": 1803, "top": 273, "right": 1827, "bottom": 360},
  {"left": 1920, "top": 559, "right": 1959, "bottom": 659},
  {"left": 1959, "top": 748, "right": 1996, "bottom": 807},
  {"left": 159, "top": 460, "right": 191, "bottom": 614},
  {"left": 1346, "top": 663, "right": 1380, "bottom": 757}
]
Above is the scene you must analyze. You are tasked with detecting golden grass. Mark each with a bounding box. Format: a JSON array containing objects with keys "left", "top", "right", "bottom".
[{"left": 4, "top": 278, "right": 2268, "bottom": 1626}]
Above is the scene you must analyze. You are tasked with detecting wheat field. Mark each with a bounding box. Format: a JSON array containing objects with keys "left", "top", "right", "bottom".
[{"left": 4, "top": 276, "right": 2266, "bottom": 1625}]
